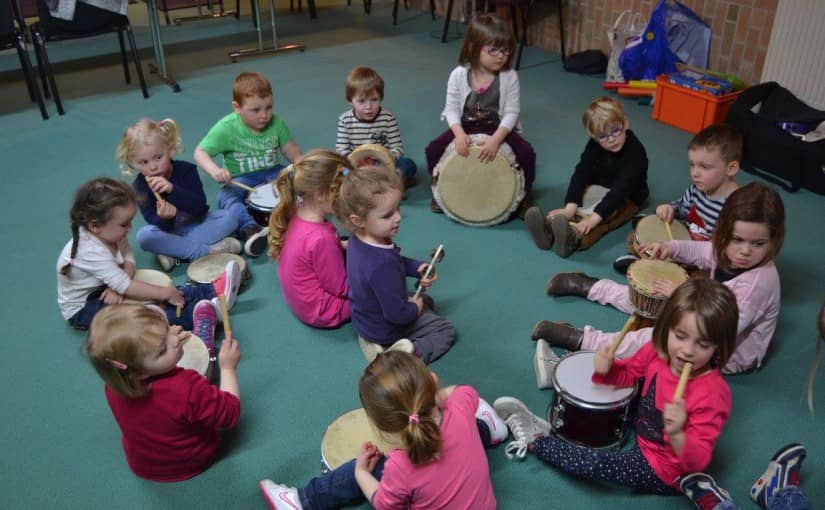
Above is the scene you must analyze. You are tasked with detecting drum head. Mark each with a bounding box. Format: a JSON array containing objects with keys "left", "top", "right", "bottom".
[
  {"left": 627, "top": 259, "right": 689, "bottom": 296},
  {"left": 187, "top": 253, "right": 247, "bottom": 285},
  {"left": 321, "top": 408, "right": 395, "bottom": 472},
  {"left": 248, "top": 182, "right": 279, "bottom": 211},
  {"left": 552, "top": 351, "right": 634, "bottom": 406},
  {"left": 435, "top": 146, "right": 519, "bottom": 225},
  {"left": 177, "top": 334, "right": 208, "bottom": 376},
  {"left": 349, "top": 144, "right": 396, "bottom": 171},
  {"left": 635, "top": 215, "right": 691, "bottom": 246},
  {"left": 123, "top": 269, "right": 173, "bottom": 304}
]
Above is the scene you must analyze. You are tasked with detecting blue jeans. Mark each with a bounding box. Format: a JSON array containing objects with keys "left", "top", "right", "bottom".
[
  {"left": 136, "top": 210, "right": 239, "bottom": 261},
  {"left": 68, "top": 284, "right": 216, "bottom": 331},
  {"left": 217, "top": 165, "right": 284, "bottom": 230},
  {"left": 713, "top": 487, "right": 813, "bottom": 510},
  {"left": 396, "top": 157, "right": 417, "bottom": 180},
  {"left": 298, "top": 420, "right": 492, "bottom": 509}
]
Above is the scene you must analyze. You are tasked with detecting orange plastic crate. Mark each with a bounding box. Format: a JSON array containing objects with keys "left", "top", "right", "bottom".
[{"left": 652, "top": 75, "right": 743, "bottom": 134}]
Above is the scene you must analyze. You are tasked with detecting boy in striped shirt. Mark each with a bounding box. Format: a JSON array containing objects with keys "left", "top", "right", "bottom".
[{"left": 336, "top": 67, "right": 417, "bottom": 184}]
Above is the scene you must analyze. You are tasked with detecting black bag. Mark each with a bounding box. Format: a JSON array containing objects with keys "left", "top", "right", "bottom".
[
  {"left": 726, "top": 82, "right": 825, "bottom": 194},
  {"left": 564, "top": 50, "right": 608, "bottom": 75}
]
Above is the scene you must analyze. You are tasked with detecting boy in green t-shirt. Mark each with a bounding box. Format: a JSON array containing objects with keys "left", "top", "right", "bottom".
[{"left": 195, "top": 72, "right": 302, "bottom": 257}]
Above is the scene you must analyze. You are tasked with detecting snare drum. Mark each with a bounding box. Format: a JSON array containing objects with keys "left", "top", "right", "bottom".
[
  {"left": 123, "top": 269, "right": 174, "bottom": 304},
  {"left": 187, "top": 253, "right": 249, "bottom": 284},
  {"left": 349, "top": 144, "right": 396, "bottom": 171},
  {"left": 432, "top": 133, "right": 525, "bottom": 227},
  {"left": 546, "top": 351, "right": 637, "bottom": 449},
  {"left": 320, "top": 408, "right": 395, "bottom": 474},
  {"left": 633, "top": 215, "right": 690, "bottom": 257},
  {"left": 627, "top": 259, "right": 689, "bottom": 319},
  {"left": 246, "top": 181, "right": 280, "bottom": 226},
  {"left": 176, "top": 333, "right": 215, "bottom": 382}
]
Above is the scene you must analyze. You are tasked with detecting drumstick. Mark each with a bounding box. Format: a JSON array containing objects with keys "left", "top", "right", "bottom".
[
  {"left": 218, "top": 294, "right": 232, "bottom": 338},
  {"left": 413, "top": 245, "right": 444, "bottom": 300},
  {"left": 664, "top": 221, "right": 674, "bottom": 241},
  {"left": 673, "top": 362, "right": 693, "bottom": 400},
  {"left": 230, "top": 181, "right": 256, "bottom": 193},
  {"left": 607, "top": 314, "right": 637, "bottom": 359}
]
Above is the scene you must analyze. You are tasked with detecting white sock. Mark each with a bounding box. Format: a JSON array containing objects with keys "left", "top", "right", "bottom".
[{"left": 476, "top": 397, "right": 508, "bottom": 444}]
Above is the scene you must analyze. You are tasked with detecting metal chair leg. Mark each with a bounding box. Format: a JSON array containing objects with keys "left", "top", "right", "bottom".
[
  {"left": 15, "top": 35, "right": 48, "bottom": 119},
  {"left": 30, "top": 28, "right": 50, "bottom": 99},
  {"left": 125, "top": 24, "right": 149, "bottom": 98},
  {"left": 441, "top": 0, "right": 454, "bottom": 42},
  {"left": 392, "top": 0, "right": 398, "bottom": 24},
  {"left": 430, "top": 0, "right": 435, "bottom": 20},
  {"left": 117, "top": 29, "right": 131, "bottom": 84},
  {"left": 33, "top": 31, "right": 63, "bottom": 115}
]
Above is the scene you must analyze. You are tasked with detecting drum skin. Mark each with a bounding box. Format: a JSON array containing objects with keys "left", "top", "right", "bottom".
[{"left": 320, "top": 408, "right": 395, "bottom": 473}]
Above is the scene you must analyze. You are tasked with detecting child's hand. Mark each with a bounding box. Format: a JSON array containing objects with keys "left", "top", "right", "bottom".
[
  {"left": 478, "top": 137, "right": 501, "bottom": 163},
  {"left": 417, "top": 263, "right": 437, "bottom": 288},
  {"left": 656, "top": 204, "right": 675, "bottom": 224},
  {"left": 209, "top": 167, "right": 232, "bottom": 184},
  {"left": 146, "top": 176, "right": 173, "bottom": 194},
  {"left": 156, "top": 200, "right": 177, "bottom": 219},
  {"left": 99, "top": 288, "right": 123, "bottom": 305},
  {"left": 574, "top": 213, "right": 602, "bottom": 236},
  {"left": 593, "top": 346, "right": 614, "bottom": 375},
  {"left": 547, "top": 207, "right": 571, "bottom": 221},
  {"left": 641, "top": 241, "right": 671, "bottom": 259},
  {"left": 355, "top": 442, "right": 382, "bottom": 473},
  {"left": 651, "top": 278, "right": 678, "bottom": 297},
  {"left": 663, "top": 398, "right": 686, "bottom": 435},
  {"left": 164, "top": 287, "right": 185, "bottom": 307},
  {"left": 218, "top": 335, "right": 241, "bottom": 370},
  {"left": 340, "top": 238, "right": 348, "bottom": 251},
  {"left": 454, "top": 134, "right": 471, "bottom": 157}
]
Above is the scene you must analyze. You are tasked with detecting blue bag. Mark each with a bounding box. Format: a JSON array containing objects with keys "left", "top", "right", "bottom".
[{"left": 619, "top": 0, "right": 710, "bottom": 82}]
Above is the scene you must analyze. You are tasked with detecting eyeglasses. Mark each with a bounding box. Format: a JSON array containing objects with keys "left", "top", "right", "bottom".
[
  {"left": 596, "top": 126, "right": 625, "bottom": 142},
  {"left": 484, "top": 46, "right": 512, "bottom": 57}
]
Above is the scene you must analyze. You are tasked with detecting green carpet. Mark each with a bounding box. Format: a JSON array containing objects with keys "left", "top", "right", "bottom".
[{"left": 1, "top": 2, "right": 823, "bottom": 509}]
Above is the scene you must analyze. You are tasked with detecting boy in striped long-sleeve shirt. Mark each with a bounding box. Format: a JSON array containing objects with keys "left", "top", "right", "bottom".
[
  {"left": 614, "top": 124, "right": 741, "bottom": 273},
  {"left": 336, "top": 67, "right": 417, "bottom": 183}
]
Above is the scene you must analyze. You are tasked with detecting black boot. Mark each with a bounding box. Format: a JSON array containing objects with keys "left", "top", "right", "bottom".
[
  {"left": 530, "top": 320, "right": 583, "bottom": 351},
  {"left": 546, "top": 272, "right": 598, "bottom": 297}
]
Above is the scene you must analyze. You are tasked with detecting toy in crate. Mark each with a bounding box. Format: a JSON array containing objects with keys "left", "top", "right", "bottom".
[{"left": 668, "top": 69, "right": 734, "bottom": 96}]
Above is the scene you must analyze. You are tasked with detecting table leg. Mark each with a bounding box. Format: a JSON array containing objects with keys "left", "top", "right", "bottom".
[
  {"left": 145, "top": 0, "right": 181, "bottom": 91},
  {"left": 228, "top": 0, "right": 306, "bottom": 61}
]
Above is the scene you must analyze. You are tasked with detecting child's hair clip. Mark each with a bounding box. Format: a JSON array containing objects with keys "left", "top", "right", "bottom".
[
  {"left": 408, "top": 413, "right": 420, "bottom": 424},
  {"left": 107, "top": 358, "right": 128, "bottom": 371}
]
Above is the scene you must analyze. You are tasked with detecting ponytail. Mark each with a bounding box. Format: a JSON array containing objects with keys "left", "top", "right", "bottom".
[{"left": 268, "top": 168, "right": 296, "bottom": 259}]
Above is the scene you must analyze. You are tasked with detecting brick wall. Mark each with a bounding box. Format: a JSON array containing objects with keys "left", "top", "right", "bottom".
[{"left": 521, "top": 0, "right": 777, "bottom": 84}]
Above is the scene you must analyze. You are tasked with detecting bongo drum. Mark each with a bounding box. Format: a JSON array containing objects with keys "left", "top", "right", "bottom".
[
  {"left": 187, "top": 253, "right": 249, "bottom": 284},
  {"left": 633, "top": 215, "right": 690, "bottom": 257},
  {"left": 176, "top": 333, "right": 215, "bottom": 382},
  {"left": 246, "top": 181, "right": 279, "bottom": 226},
  {"left": 123, "top": 269, "right": 173, "bottom": 304},
  {"left": 349, "top": 144, "right": 396, "bottom": 171},
  {"left": 432, "top": 133, "right": 525, "bottom": 227},
  {"left": 627, "top": 259, "right": 689, "bottom": 319},
  {"left": 546, "top": 351, "right": 637, "bottom": 449},
  {"left": 320, "top": 408, "right": 395, "bottom": 474},
  {"left": 576, "top": 185, "right": 610, "bottom": 218}
]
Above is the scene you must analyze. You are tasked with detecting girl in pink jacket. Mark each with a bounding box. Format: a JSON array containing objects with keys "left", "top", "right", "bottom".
[{"left": 535, "top": 182, "right": 785, "bottom": 374}]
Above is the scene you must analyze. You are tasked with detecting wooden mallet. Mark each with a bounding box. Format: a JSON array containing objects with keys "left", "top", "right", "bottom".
[{"left": 413, "top": 245, "right": 445, "bottom": 300}]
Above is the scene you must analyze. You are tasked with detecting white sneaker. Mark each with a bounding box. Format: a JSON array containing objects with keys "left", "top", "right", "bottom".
[
  {"left": 210, "top": 260, "right": 241, "bottom": 316},
  {"left": 534, "top": 339, "right": 561, "bottom": 390},
  {"left": 493, "top": 397, "right": 551, "bottom": 460},
  {"left": 244, "top": 225, "right": 269, "bottom": 257},
  {"left": 209, "top": 237, "right": 242, "bottom": 255},
  {"left": 157, "top": 254, "right": 179, "bottom": 272},
  {"left": 259, "top": 480, "right": 303, "bottom": 510},
  {"left": 475, "top": 397, "right": 508, "bottom": 444}
]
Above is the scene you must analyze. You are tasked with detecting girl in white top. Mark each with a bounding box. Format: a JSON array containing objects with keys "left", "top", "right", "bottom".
[
  {"left": 56, "top": 178, "right": 240, "bottom": 331},
  {"left": 424, "top": 13, "right": 536, "bottom": 212}
]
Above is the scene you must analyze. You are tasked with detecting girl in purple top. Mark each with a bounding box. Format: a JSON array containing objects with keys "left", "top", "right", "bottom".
[
  {"left": 117, "top": 118, "right": 240, "bottom": 271},
  {"left": 259, "top": 351, "right": 506, "bottom": 509},
  {"left": 334, "top": 167, "right": 455, "bottom": 364},
  {"left": 535, "top": 183, "right": 785, "bottom": 374},
  {"left": 268, "top": 149, "right": 351, "bottom": 328}
]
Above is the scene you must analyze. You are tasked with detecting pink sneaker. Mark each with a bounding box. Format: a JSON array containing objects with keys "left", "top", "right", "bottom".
[
  {"left": 259, "top": 480, "right": 303, "bottom": 510},
  {"left": 192, "top": 300, "right": 217, "bottom": 351}
]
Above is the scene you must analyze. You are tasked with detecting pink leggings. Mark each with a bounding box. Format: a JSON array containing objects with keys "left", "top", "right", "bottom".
[{"left": 581, "top": 279, "right": 654, "bottom": 359}]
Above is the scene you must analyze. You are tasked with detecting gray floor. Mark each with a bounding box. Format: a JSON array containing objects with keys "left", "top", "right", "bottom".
[{"left": 1, "top": 2, "right": 824, "bottom": 509}]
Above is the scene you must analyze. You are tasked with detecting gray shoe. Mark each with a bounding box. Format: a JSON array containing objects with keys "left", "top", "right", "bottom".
[
  {"left": 550, "top": 215, "right": 579, "bottom": 258},
  {"left": 531, "top": 320, "right": 583, "bottom": 351},
  {"left": 534, "top": 339, "right": 560, "bottom": 390},
  {"left": 493, "top": 397, "right": 551, "bottom": 459},
  {"left": 525, "top": 206, "right": 553, "bottom": 250},
  {"left": 157, "top": 254, "right": 179, "bottom": 272},
  {"left": 209, "top": 237, "right": 242, "bottom": 255}
]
